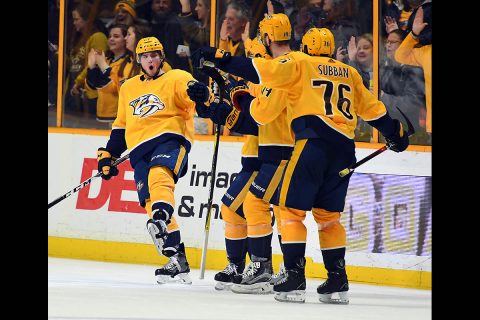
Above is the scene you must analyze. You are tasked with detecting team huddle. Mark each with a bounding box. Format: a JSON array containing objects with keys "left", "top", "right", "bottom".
[{"left": 96, "top": 13, "right": 409, "bottom": 304}]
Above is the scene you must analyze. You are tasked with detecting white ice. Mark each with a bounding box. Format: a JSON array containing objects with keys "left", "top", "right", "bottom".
[{"left": 48, "top": 257, "right": 431, "bottom": 320}]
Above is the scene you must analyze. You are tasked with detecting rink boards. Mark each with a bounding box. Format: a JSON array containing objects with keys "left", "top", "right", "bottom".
[{"left": 48, "top": 129, "right": 431, "bottom": 289}]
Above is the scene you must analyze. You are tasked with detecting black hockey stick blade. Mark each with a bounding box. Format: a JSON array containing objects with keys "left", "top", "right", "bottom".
[{"left": 396, "top": 106, "right": 415, "bottom": 137}]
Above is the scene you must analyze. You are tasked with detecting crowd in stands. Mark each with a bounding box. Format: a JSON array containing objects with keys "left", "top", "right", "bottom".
[{"left": 47, "top": 0, "right": 431, "bottom": 145}]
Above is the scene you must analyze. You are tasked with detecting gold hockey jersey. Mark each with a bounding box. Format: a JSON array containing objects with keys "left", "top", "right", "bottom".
[
  {"left": 112, "top": 69, "right": 196, "bottom": 157},
  {"left": 252, "top": 51, "right": 388, "bottom": 139}
]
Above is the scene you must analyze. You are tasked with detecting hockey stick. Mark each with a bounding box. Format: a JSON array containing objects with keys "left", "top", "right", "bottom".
[
  {"left": 197, "top": 61, "right": 230, "bottom": 279},
  {"left": 48, "top": 153, "right": 130, "bottom": 209},
  {"left": 339, "top": 108, "right": 415, "bottom": 177}
]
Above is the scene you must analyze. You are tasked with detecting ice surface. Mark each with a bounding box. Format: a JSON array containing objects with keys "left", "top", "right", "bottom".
[{"left": 48, "top": 257, "right": 431, "bottom": 320}]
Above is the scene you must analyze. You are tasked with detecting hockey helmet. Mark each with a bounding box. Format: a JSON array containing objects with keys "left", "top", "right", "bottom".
[
  {"left": 259, "top": 13, "right": 291, "bottom": 42},
  {"left": 135, "top": 37, "right": 165, "bottom": 63},
  {"left": 301, "top": 28, "right": 335, "bottom": 57}
]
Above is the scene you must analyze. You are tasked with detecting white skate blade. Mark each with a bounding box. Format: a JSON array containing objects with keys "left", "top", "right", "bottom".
[
  {"left": 231, "top": 282, "right": 272, "bottom": 294},
  {"left": 318, "top": 291, "right": 349, "bottom": 305},
  {"left": 274, "top": 290, "right": 306, "bottom": 303},
  {"left": 157, "top": 272, "right": 192, "bottom": 285},
  {"left": 215, "top": 281, "right": 233, "bottom": 291},
  {"left": 147, "top": 223, "right": 164, "bottom": 257}
]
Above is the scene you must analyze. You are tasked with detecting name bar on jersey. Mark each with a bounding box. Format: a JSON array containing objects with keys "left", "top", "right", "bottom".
[{"left": 317, "top": 65, "right": 349, "bottom": 78}]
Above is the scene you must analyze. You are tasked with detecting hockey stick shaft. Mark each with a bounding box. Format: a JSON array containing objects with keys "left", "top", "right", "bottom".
[
  {"left": 339, "top": 107, "right": 416, "bottom": 177},
  {"left": 48, "top": 153, "right": 130, "bottom": 209},
  {"left": 199, "top": 121, "right": 221, "bottom": 279},
  {"left": 199, "top": 65, "right": 228, "bottom": 279},
  {"left": 339, "top": 146, "right": 387, "bottom": 177}
]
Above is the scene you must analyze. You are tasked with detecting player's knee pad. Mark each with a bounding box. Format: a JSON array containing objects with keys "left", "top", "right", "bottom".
[
  {"left": 148, "top": 166, "right": 175, "bottom": 214},
  {"left": 243, "top": 191, "right": 272, "bottom": 237},
  {"left": 280, "top": 207, "right": 307, "bottom": 243},
  {"left": 312, "top": 208, "right": 346, "bottom": 249},
  {"left": 221, "top": 204, "right": 247, "bottom": 239},
  {"left": 273, "top": 205, "right": 282, "bottom": 235}
]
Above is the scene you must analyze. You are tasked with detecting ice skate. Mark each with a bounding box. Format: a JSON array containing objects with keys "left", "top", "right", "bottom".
[
  {"left": 214, "top": 259, "right": 245, "bottom": 291},
  {"left": 273, "top": 258, "right": 306, "bottom": 303},
  {"left": 231, "top": 256, "right": 272, "bottom": 294},
  {"left": 317, "top": 271, "right": 349, "bottom": 304},
  {"left": 155, "top": 252, "right": 192, "bottom": 285}
]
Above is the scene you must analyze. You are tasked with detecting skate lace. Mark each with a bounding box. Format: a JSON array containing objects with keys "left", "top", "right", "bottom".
[
  {"left": 276, "top": 272, "right": 289, "bottom": 285},
  {"left": 242, "top": 262, "right": 259, "bottom": 278},
  {"left": 272, "top": 265, "right": 286, "bottom": 279},
  {"left": 222, "top": 263, "right": 238, "bottom": 275},
  {"left": 163, "top": 257, "right": 179, "bottom": 272}
]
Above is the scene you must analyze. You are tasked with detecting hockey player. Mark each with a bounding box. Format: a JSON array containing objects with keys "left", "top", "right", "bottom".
[
  {"left": 192, "top": 23, "right": 409, "bottom": 304},
  {"left": 194, "top": 38, "right": 265, "bottom": 291},
  {"left": 211, "top": 133, "right": 260, "bottom": 290},
  {"left": 188, "top": 29, "right": 295, "bottom": 294},
  {"left": 96, "top": 37, "right": 195, "bottom": 284}
]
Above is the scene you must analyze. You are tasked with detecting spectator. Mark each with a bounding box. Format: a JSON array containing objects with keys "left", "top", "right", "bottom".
[
  {"left": 406, "top": 0, "right": 431, "bottom": 46},
  {"left": 337, "top": 33, "right": 373, "bottom": 90},
  {"left": 149, "top": 0, "right": 191, "bottom": 72},
  {"left": 380, "top": 30, "right": 426, "bottom": 135},
  {"left": 66, "top": 1, "right": 108, "bottom": 116},
  {"left": 291, "top": 0, "right": 360, "bottom": 51},
  {"left": 219, "top": 1, "right": 251, "bottom": 57},
  {"left": 106, "top": 0, "right": 137, "bottom": 28},
  {"left": 382, "top": 0, "right": 413, "bottom": 36},
  {"left": 177, "top": 0, "right": 211, "bottom": 83},
  {"left": 336, "top": 33, "right": 374, "bottom": 141},
  {"left": 86, "top": 24, "right": 130, "bottom": 122},
  {"left": 395, "top": 5, "right": 431, "bottom": 135}
]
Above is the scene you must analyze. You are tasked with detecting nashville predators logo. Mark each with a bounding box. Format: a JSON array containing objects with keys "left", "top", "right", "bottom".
[{"left": 130, "top": 94, "right": 165, "bottom": 118}]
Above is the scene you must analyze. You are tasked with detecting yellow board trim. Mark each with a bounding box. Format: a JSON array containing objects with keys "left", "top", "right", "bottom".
[
  {"left": 47, "top": 128, "right": 431, "bottom": 152},
  {"left": 48, "top": 236, "right": 430, "bottom": 289}
]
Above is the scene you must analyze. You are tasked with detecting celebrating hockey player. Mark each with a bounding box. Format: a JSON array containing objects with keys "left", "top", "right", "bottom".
[
  {"left": 192, "top": 22, "right": 409, "bottom": 304},
  {"left": 188, "top": 30, "right": 294, "bottom": 294},
  {"left": 96, "top": 37, "right": 196, "bottom": 284}
]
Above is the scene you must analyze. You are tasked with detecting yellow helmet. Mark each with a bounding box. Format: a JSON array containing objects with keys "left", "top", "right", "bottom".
[
  {"left": 259, "top": 13, "right": 291, "bottom": 42},
  {"left": 301, "top": 28, "right": 335, "bottom": 57},
  {"left": 244, "top": 37, "right": 272, "bottom": 59},
  {"left": 135, "top": 37, "right": 165, "bottom": 62}
]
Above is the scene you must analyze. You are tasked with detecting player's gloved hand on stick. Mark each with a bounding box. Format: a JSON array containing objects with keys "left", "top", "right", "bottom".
[
  {"left": 187, "top": 80, "right": 210, "bottom": 104},
  {"left": 97, "top": 147, "right": 119, "bottom": 180},
  {"left": 187, "top": 80, "right": 218, "bottom": 119},
  {"left": 384, "top": 120, "right": 409, "bottom": 152},
  {"left": 191, "top": 47, "right": 231, "bottom": 69}
]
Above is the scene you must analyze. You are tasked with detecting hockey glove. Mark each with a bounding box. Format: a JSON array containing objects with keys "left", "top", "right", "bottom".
[
  {"left": 191, "top": 46, "right": 231, "bottom": 69},
  {"left": 97, "top": 147, "right": 119, "bottom": 180},
  {"left": 384, "top": 120, "right": 409, "bottom": 152},
  {"left": 228, "top": 80, "right": 250, "bottom": 111},
  {"left": 187, "top": 80, "right": 211, "bottom": 104},
  {"left": 187, "top": 81, "right": 218, "bottom": 118}
]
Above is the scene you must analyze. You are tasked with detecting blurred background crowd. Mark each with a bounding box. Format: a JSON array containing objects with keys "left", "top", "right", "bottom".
[{"left": 48, "top": 0, "right": 431, "bottom": 146}]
